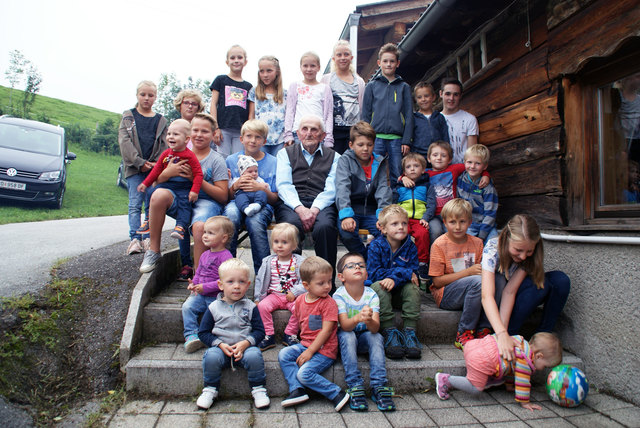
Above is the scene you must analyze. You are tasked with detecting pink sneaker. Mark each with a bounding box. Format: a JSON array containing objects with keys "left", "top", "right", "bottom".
[{"left": 435, "top": 373, "right": 451, "bottom": 400}]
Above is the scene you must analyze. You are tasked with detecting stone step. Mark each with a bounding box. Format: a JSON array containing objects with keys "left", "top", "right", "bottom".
[{"left": 125, "top": 342, "right": 583, "bottom": 398}]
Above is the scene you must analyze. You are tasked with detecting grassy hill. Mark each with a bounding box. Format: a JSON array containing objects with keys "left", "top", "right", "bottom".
[{"left": 0, "top": 85, "right": 121, "bottom": 130}]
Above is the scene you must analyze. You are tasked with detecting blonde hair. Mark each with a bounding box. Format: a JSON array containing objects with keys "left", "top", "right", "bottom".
[
  {"left": 170, "top": 118, "right": 192, "bottom": 135},
  {"left": 256, "top": 56, "right": 284, "bottom": 104},
  {"left": 193, "top": 112, "right": 218, "bottom": 131},
  {"left": 270, "top": 223, "right": 299, "bottom": 249},
  {"left": 498, "top": 214, "right": 544, "bottom": 288},
  {"left": 529, "top": 332, "right": 563, "bottom": 366},
  {"left": 464, "top": 144, "right": 490, "bottom": 164},
  {"left": 204, "top": 216, "right": 235, "bottom": 249},
  {"left": 300, "top": 51, "right": 321, "bottom": 66},
  {"left": 300, "top": 256, "right": 333, "bottom": 283},
  {"left": 135, "top": 80, "right": 157, "bottom": 108},
  {"left": 173, "top": 89, "right": 205, "bottom": 114},
  {"left": 331, "top": 40, "right": 354, "bottom": 73},
  {"left": 378, "top": 204, "right": 408, "bottom": 227},
  {"left": 402, "top": 152, "right": 427, "bottom": 170},
  {"left": 441, "top": 198, "right": 472, "bottom": 222},
  {"left": 218, "top": 258, "right": 251, "bottom": 282},
  {"left": 427, "top": 140, "right": 453, "bottom": 160},
  {"left": 240, "top": 119, "right": 269, "bottom": 139},
  {"left": 227, "top": 44, "right": 247, "bottom": 59}
]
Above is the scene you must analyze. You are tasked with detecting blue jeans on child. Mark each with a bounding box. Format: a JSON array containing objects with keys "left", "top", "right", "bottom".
[
  {"left": 126, "top": 172, "right": 153, "bottom": 240},
  {"left": 278, "top": 343, "right": 340, "bottom": 400},
  {"left": 373, "top": 137, "right": 402, "bottom": 188},
  {"left": 176, "top": 198, "right": 224, "bottom": 267},
  {"left": 438, "top": 275, "right": 482, "bottom": 332},
  {"left": 182, "top": 294, "right": 217, "bottom": 339},
  {"left": 337, "top": 330, "right": 387, "bottom": 388},
  {"left": 263, "top": 143, "right": 284, "bottom": 157},
  {"left": 428, "top": 215, "right": 446, "bottom": 245},
  {"left": 202, "top": 346, "right": 266, "bottom": 388},
  {"left": 337, "top": 214, "right": 380, "bottom": 258},
  {"left": 224, "top": 201, "right": 273, "bottom": 273}
]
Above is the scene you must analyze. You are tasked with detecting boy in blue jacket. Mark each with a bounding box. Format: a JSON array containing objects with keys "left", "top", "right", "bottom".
[
  {"left": 411, "top": 82, "right": 450, "bottom": 163},
  {"left": 366, "top": 204, "right": 421, "bottom": 360},
  {"left": 336, "top": 121, "right": 393, "bottom": 258},
  {"left": 362, "top": 43, "right": 413, "bottom": 188}
]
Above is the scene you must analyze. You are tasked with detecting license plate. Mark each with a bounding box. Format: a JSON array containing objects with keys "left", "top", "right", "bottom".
[{"left": 0, "top": 180, "right": 26, "bottom": 191}]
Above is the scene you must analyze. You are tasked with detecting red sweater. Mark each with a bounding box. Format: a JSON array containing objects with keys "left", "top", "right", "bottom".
[
  {"left": 142, "top": 147, "right": 203, "bottom": 194},
  {"left": 426, "top": 163, "right": 489, "bottom": 215}
]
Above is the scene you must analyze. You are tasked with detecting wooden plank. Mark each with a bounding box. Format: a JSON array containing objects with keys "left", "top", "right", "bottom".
[
  {"left": 463, "top": 46, "right": 550, "bottom": 117},
  {"left": 546, "top": 0, "right": 597, "bottom": 30},
  {"left": 497, "top": 195, "right": 565, "bottom": 227},
  {"left": 357, "top": 32, "right": 384, "bottom": 51},
  {"left": 562, "top": 77, "right": 587, "bottom": 225},
  {"left": 547, "top": 0, "right": 640, "bottom": 78},
  {"left": 489, "top": 127, "right": 562, "bottom": 170},
  {"left": 360, "top": 9, "right": 424, "bottom": 31},
  {"left": 357, "top": 0, "right": 431, "bottom": 17},
  {"left": 492, "top": 157, "right": 563, "bottom": 197},
  {"left": 478, "top": 91, "right": 561, "bottom": 146}
]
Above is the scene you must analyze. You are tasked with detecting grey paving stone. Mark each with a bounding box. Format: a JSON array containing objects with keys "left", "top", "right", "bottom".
[
  {"left": 413, "top": 392, "right": 460, "bottom": 409},
  {"left": 451, "top": 390, "right": 499, "bottom": 406},
  {"left": 541, "top": 401, "right": 595, "bottom": 417},
  {"left": 503, "top": 402, "right": 558, "bottom": 420},
  {"left": 343, "top": 411, "right": 392, "bottom": 428},
  {"left": 116, "top": 399, "right": 164, "bottom": 415},
  {"left": 526, "top": 417, "right": 576, "bottom": 427},
  {"left": 566, "top": 413, "right": 625, "bottom": 428},
  {"left": 161, "top": 400, "right": 200, "bottom": 414},
  {"left": 384, "top": 409, "right": 436, "bottom": 427},
  {"left": 439, "top": 424, "right": 483, "bottom": 428},
  {"left": 426, "top": 407, "right": 478, "bottom": 426},
  {"left": 586, "top": 393, "right": 635, "bottom": 412},
  {"left": 384, "top": 393, "right": 422, "bottom": 411},
  {"left": 108, "top": 414, "right": 158, "bottom": 428},
  {"left": 136, "top": 344, "right": 176, "bottom": 360},
  {"left": 207, "top": 399, "right": 252, "bottom": 413},
  {"left": 299, "top": 412, "right": 346, "bottom": 428},
  {"left": 294, "top": 398, "right": 337, "bottom": 413},
  {"left": 465, "top": 404, "right": 518, "bottom": 423},
  {"left": 487, "top": 388, "right": 517, "bottom": 404},
  {"left": 530, "top": 386, "right": 552, "bottom": 402},
  {"left": 603, "top": 406, "right": 640, "bottom": 428},
  {"left": 429, "top": 346, "right": 464, "bottom": 360},
  {"left": 252, "top": 412, "right": 299, "bottom": 428},
  {"left": 484, "top": 421, "right": 529, "bottom": 428},
  {"left": 205, "top": 412, "right": 253, "bottom": 428},
  {"left": 156, "top": 413, "right": 201, "bottom": 428},
  {"left": 172, "top": 344, "right": 204, "bottom": 361}
]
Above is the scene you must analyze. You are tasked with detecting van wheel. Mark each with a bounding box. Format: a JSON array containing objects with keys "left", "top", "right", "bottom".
[{"left": 52, "top": 187, "right": 65, "bottom": 209}]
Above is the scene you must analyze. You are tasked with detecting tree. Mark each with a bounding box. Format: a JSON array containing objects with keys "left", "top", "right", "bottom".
[
  {"left": 91, "top": 118, "right": 119, "bottom": 155},
  {"left": 156, "top": 73, "right": 211, "bottom": 121},
  {"left": 21, "top": 64, "right": 42, "bottom": 118},
  {"left": 4, "top": 50, "right": 43, "bottom": 118},
  {"left": 5, "top": 50, "right": 27, "bottom": 113}
]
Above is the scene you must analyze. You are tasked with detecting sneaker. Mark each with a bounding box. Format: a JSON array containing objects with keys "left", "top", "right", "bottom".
[
  {"left": 346, "top": 385, "right": 368, "bottom": 411},
  {"left": 332, "top": 390, "right": 350, "bottom": 412},
  {"left": 126, "top": 238, "right": 143, "bottom": 255},
  {"left": 281, "top": 388, "right": 309, "bottom": 407},
  {"left": 454, "top": 330, "right": 475, "bottom": 350},
  {"left": 282, "top": 334, "right": 299, "bottom": 347},
  {"left": 137, "top": 220, "right": 150, "bottom": 234},
  {"left": 251, "top": 385, "right": 270, "bottom": 409},
  {"left": 403, "top": 327, "right": 422, "bottom": 359},
  {"left": 382, "top": 328, "right": 406, "bottom": 359},
  {"left": 418, "top": 263, "right": 430, "bottom": 280},
  {"left": 184, "top": 334, "right": 203, "bottom": 353},
  {"left": 371, "top": 385, "right": 396, "bottom": 411},
  {"left": 196, "top": 386, "right": 218, "bottom": 409},
  {"left": 475, "top": 328, "right": 492, "bottom": 339},
  {"left": 177, "top": 265, "right": 194, "bottom": 282},
  {"left": 142, "top": 237, "right": 151, "bottom": 251},
  {"left": 435, "top": 373, "right": 451, "bottom": 400},
  {"left": 171, "top": 225, "right": 186, "bottom": 240},
  {"left": 244, "top": 203, "right": 261, "bottom": 217},
  {"left": 258, "top": 335, "right": 276, "bottom": 351},
  {"left": 139, "top": 250, "right": 160, "bottom": 273}
]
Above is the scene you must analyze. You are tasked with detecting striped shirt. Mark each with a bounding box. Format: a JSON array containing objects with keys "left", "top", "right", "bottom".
[
  {"left": 494, "top": 335, "right": 535, "bottom": 403},
  {"left": 268, "top": 257, "right": 299, "bottom": 294}
]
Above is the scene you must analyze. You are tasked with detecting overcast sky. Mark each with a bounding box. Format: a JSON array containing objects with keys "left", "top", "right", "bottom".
[{"left": 1, "top": 0, "right": 366, "bottom": 114}]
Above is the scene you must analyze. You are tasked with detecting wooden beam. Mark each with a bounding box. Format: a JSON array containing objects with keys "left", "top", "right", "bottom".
[
  {"left": 357, "top": 0, "right": 431, "bottom": 17},
  {"left": 357, "top": 32, "right": 385, "bottom": 51},
  {"left": 360, "top": 9, "right": 424, "bottom": 31},
  {"left": 492, "top": 156, "right": 563, "bottom": 198},
  {"left": 497, "top": 195, "right": 565, "bottom": 227},
  {"left": 478, "top": 91, "right": 561, "bottom": 146},
  {"left": 562, "top": 77, "right": 587, "bottom": 225},
  {"left": 489, "top": 127, "right": 562, "bottom": 170}
]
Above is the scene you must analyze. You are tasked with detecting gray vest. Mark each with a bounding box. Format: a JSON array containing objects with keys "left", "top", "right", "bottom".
[{"left": 285, "top": 144, "right": 335, "bottom": 204}]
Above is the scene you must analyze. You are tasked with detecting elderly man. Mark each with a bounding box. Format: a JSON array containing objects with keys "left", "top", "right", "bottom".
[{"left": 275, "top": 115, "right": 341, "bottom": 273}]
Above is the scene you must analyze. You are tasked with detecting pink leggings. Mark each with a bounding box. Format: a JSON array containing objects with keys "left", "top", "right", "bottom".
[{"left": 257, "top": 293, "right": 299, "bottom": 336}]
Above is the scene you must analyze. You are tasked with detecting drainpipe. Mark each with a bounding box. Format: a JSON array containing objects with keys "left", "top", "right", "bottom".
[
  {"left": 349, "top": 13, "right": 361, "bottom": 70},
  {"left": 541, "top": 233, "right": 640, "bottom": 245}
]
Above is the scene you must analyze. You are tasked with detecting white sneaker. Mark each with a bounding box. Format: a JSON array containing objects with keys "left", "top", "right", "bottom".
[
  {"left": 251, "top": 385, "right": 270, "bottom": 409},
  {"left": 139, "top": 250, "right": 160, "bottom": 273},
  {"left": 244, "top": 203, "right": 261, "bottom": 216},
  {"left": 196, "top": 386, "right": 218, "bottom": 409},
  {"left": 126, "top": 239, "right": 143, "bottom": 255}
]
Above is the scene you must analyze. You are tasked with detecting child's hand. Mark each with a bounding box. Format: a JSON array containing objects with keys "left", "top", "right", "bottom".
[
  {"left": 341, "top": 218, "right": 356, "bottom": 233},
  {"left": 296, "top": 349, "right": 314, "bottom": 366},
  {"left": 478, "top": 176, "right": 490, "bottom": 188},
  {"left": 520, "top": 402, "right": 542, "bottom": 411},
  {"left": 286, "top": 292, "right": 295, "bottom": 302},
  {"left": 401, "top": 145, "right": 410, "bottom": 156},
  {"left": 189, "top": 191, "right": 198, "bottom": 203},
  {"left": 137, "top": 183, "right": 147, "bottom": 193},
  {"left": 419, "top": 219, "right": 429, "bottom": 229},
  {"left": 284, "top": 139, "right": 295, "bottom": 147},
  {"left": 466, "top": 264, "right": 482, "bottom": 276},
  {"left": 411, "top": 273, "right": 420, "bottom": 287},
  {"left": 218, "top": 343, "right": 234, "bottom": 357},
  {"left": 212, "top": 128, "right": 222, "bottom": 145},
  {"left": 360, "top": 305, "right": 373, "bottom": 322},
  {"left": 401, "top": 176, "right": 415, "bottom": 188},
  {"left": 187, "top": 279, "right": 203, "bottom": 295},
  {"left": 379, "top": 278, "right": 395, "bottom": 291},
  {"left": 231, "top": 340, "right": 250, "bottom": 361},
  {"left": 141, "top": 161, "right": 154, "bottom": 172}
]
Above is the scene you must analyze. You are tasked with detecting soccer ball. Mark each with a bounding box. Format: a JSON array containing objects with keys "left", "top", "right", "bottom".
[{"left": 546, "top": 365, "right": 589, "bottom": 407}]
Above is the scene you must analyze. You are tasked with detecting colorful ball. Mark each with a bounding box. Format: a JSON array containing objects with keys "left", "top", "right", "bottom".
[{"left": 546, "top": 365, "right": 589, "bottom": 407}]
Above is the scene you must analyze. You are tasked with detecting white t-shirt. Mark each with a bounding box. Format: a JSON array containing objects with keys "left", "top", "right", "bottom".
[
  {"left": 293, "top": 82, "right": 327, "bottom": 132},
  {"left": 443, "top": 109, "right": 479, "bottom": 164}
]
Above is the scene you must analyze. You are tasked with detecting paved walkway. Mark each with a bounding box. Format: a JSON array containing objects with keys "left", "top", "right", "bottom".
[{"left": 98, "top": 385, "right": 639, "bottom": 427}]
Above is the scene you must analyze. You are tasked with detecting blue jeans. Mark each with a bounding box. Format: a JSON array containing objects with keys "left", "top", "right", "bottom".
[
  {"left": 478, "top": 270, "right": 571, "bottom": 334},
  {"left": 178, "top": 198, "right": 224, "bottom": 267},
  {"left": 428, "top": 215, "right": 445, "bottom": 245},
  {"left": 126, "top": 172, "right": 153, "bottom": 240},
  {"left": 338, "top": 330, "right": 387, "bottom": 389},
  {"left": 202, "top": 346, "right": 266, "bottom": 388},
  {"left": 263, "top": 143, "right": 284, "bottom": 157},
  {"left": 467, "top": 225, "right": 499, "bottom": 245},
  {"left": 278, "top": 343, "right": 340, "bottom": 400},
  {"left": 182, "top": 294, "right": 216, "bottom": 338},
  {"left": 373, "top": 137, "right": 402, "bottom": 188},
  {"left": 338, "top": 214, "right": 380, "bottom": 258},
  {"left": 216, "top": 128, "right": 243, "bottom": 158},
  {"left": 439, "top": 275, "right": 482, "bottom": 332},
  {"left": 224, "top": 201, "right": 273, "bottom": 273}
]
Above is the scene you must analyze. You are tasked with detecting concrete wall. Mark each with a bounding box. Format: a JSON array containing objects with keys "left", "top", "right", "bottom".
[{"left": 543, "top": 235, "right": 640, "bottom": 405}]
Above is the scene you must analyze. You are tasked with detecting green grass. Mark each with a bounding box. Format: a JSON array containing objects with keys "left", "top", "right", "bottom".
[
  {"left": 0, "top": 147, "right": 128, "bottom": 224},
  {"left": 0, "top": 85, "right": 121, "bottom": 129}
]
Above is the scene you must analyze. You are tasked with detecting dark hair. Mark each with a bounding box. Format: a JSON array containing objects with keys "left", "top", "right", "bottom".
[
  {"left": 337, "top": 252, "right": 365, "bottom": 273},
  {"left": 414, "top": 81, "right": 436, "bottom": 97},
  {"left": 378, "top": 43, "right": 399, "bottom": 60},
  {"left": 440, "top": 77, "right": 463, "bottom": 93}
]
